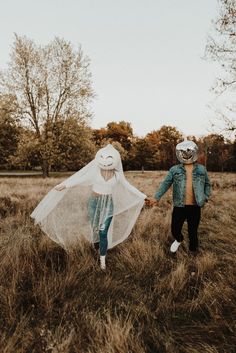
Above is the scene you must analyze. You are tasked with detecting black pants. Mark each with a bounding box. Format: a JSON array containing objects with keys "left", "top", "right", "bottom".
[{"left": 171, "top": 205, "right": 201, "bottom": 251}]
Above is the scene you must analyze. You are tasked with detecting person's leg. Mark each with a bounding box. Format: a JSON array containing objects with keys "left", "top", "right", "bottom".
[
  {"left": 171, "top": 207, "right": 186, "bottom": 242},
  {"left": 186, "top": 206, "right": 201, "bottom": 252},
  {"left": 99, "top": 216, "right": 113, "bottom": 256},
  {"left": 170, "top": 207, "right": 186, "bottom": 252},
  {"left": 88, "top": 196, "right": 100, "bottom": 247}
]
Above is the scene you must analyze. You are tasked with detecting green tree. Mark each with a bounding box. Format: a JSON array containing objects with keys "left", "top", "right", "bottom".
[
  {"left": 0, "top": 35, "right": 93, "bottom": 176},
  {"left": 52, "top": 118, "right": 96, "bottom": 171},
  {"left": 0, "top": 94, "right": 20, "bottom": 168},
  {"left": 8, "top": 128, "right": 41, "bottom": 170}
]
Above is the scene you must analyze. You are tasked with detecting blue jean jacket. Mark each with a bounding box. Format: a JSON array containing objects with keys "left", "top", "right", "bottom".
[{"left": 154, "top": 163, "right": 211, "bottom": 207}]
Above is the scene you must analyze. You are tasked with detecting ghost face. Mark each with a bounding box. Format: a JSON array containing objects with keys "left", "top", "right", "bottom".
[
  {"left": 95, "top": 145, "right": 120, "bottom": 170},
  {"left": 176, "top": 141, "right": 198, "bottom": 164}
]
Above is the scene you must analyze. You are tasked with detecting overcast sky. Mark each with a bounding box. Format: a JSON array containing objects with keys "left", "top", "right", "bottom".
[{"left": 0, "top": 0, "right": 219, "bottom": 137}]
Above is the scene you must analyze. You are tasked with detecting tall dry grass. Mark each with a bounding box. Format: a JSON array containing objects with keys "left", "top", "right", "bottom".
[{"left": 0, "top": 172, "right": 235, "bottom": 353}]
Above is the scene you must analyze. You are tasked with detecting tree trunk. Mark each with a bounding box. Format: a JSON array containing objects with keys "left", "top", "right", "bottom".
[{"left": 42, "top": 159, "right": 49, "bottom": 178}]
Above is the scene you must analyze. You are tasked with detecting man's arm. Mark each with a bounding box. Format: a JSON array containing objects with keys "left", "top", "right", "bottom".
[
  {"left": 204, "top": 169, "right": 211, "bottom": 200},
  {"left": 154, "top": 169, "right": 174, "bottom": 201}
]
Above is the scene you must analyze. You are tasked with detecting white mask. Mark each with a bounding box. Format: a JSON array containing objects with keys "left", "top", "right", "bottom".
[{"left": 95, "top": 144, "right": 120, "bottom": 170}]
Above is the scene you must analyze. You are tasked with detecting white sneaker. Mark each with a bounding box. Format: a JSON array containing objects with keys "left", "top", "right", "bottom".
[
  {"left": 100, "top": 256, "right": 106, "bottom": 270},
  {"left": 170, "top": 240, "right": 181, "bottom": 253}
]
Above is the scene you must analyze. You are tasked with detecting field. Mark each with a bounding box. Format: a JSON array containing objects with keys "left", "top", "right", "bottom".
[{"left": 0, "top": 171, "right": 236, "bottom": 353}]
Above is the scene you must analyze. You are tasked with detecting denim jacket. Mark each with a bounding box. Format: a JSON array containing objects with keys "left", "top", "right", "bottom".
[{"left": 154, "top": 163, "right": 211, "bottom": 207}]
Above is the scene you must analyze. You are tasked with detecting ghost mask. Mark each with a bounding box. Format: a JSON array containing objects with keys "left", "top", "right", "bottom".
[
  {"left": 176, "top": 141, "right": 198, "bottom": 164},
  {"left": 95, "top": 145, "right": 120, "bottom": 170}
]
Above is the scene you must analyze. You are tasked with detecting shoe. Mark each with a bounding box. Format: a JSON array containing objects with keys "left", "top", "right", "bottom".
[
  {"left": 100, "top": 255, "right": 106, "bottom": 270},
  {"left": 170, "top": 240, "right": 181, "bottom": 253}
]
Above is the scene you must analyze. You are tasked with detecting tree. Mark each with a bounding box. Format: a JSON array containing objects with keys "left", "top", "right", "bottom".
[
  {"left": 106, "top": 121, "right": 133, "bottom": 150},
  {"left": 8, "top": 128, "right": 41, "bottom": 170},
  {"left": 0, "top": 94, "right": 20, "bottom": 168},
  {"left": 93, "top": 121, "right": 133, "bottom": 150},
  {"left": 146, "top": 126, "right": 183, "bottom": 169},
  {"left": 0, "top": 34, "right": 93, "bottom": 176},
  {"left": 200, "top": 133, "right": 232, "bottom": 171},
  {"left": 51, "top": 118, "right": 96, "bottom": 171},
  {"left": 131, "top": 137, "right": 156, "bottom": 170},
  {"left": 128, "top": 126, "right": 183, "bottom": 171},
  {"left": 93, "top": 127, "right": 108, "bottom": 146},
  {"left": 205, "top": 0, "right": 236, "bottom": 133}
]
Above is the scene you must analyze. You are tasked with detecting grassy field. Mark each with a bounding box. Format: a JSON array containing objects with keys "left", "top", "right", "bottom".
[{"left": 0, "top": 171, "right": 235, "bottom": 353}]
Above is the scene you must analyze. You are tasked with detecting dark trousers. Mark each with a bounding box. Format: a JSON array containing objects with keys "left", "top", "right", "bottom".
[{"left": 171, "top": 205, "right": 201, "bottom": 251}]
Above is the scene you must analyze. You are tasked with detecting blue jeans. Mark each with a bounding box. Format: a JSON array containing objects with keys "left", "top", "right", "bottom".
[{"left": 88, "top": 195, "right": 113, "bottom": 256}]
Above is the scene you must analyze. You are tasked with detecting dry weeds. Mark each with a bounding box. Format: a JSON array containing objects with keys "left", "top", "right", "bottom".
[{"left": 0, "top": 171, "right": 235, "bottom": 353}]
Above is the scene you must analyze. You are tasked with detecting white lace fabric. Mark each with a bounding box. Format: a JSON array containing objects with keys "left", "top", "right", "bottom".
[{"left": 31, "top": 145, "right": 146, "bottom": 250}]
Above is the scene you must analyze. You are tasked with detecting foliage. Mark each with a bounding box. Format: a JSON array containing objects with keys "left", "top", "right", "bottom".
[
  {"left": 197, "top": 133, "right": 236, "bottom": 171},
  {"left": 51, "top": 118, "right": 96, "bottom": 171},
  {"left": 0, "top": 34, "right": 94, "bottom": 176},
  {"left": 7, "top": 128, "right": 41, "bottom": 169},
  {"left": 93, "top": 121, "right": 133, "bottom": 149},
  {"left": 0, "top": 94, "right": 20, "bottom": 168},
  {"left": 146, "top": 126, "right": 183, "bottom": 169}
]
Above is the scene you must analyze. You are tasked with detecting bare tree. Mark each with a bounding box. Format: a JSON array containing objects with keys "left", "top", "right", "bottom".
[
  {"left": 205, "top": 0, "right": 236, "bottom": 133},
  {"left": 0, "top": 34, "right": 93, "bottom": 176}
]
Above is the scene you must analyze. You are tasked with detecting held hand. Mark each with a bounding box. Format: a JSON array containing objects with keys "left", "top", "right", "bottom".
[
  {"left": 55, "top": 184, "right": 66, "bottom": 191},
  {"left": 145, "top": 198, "right": 159, "bottom": 207}
]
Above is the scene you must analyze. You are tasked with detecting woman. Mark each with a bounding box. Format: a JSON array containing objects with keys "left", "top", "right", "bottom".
[{"left": 31, "top": 144, "right": 146, "bottom": 270}]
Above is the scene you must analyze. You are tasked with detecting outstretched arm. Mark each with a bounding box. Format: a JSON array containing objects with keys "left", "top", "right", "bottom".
[
  {"left": 154, "top": 169, "right": 173, "bottom": 201},
  {"left": 55, "top": 160, "right": 95, "bottom": 191}
]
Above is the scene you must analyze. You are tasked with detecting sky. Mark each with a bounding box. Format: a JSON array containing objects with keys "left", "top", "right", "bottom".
[{"left": 0, "top": 0, "right": 219, "bottom": 137}]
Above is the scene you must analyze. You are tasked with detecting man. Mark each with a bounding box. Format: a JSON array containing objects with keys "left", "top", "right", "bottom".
[{"left": 147, "top": 141, "right": 211, "bottom": 253}]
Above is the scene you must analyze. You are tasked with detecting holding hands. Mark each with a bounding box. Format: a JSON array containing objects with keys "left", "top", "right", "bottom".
[{"left": 145, "top": 198, "right": 159, "bottom": 207}]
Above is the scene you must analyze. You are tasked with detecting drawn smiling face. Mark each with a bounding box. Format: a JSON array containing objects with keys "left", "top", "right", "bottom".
[
  {"left": 98, "top": 154, "right": 115, "bottom": 169},
  {"left": 95, "top": 145, "right": 120, "bottom": 170}
]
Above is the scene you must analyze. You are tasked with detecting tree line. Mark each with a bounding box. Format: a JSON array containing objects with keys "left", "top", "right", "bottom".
[
  {"left": 0, "top": 109, "right": 235, "bottom": 172},
  {"left": 1, "top": 0, "right": 236, "bottom": 176}
]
